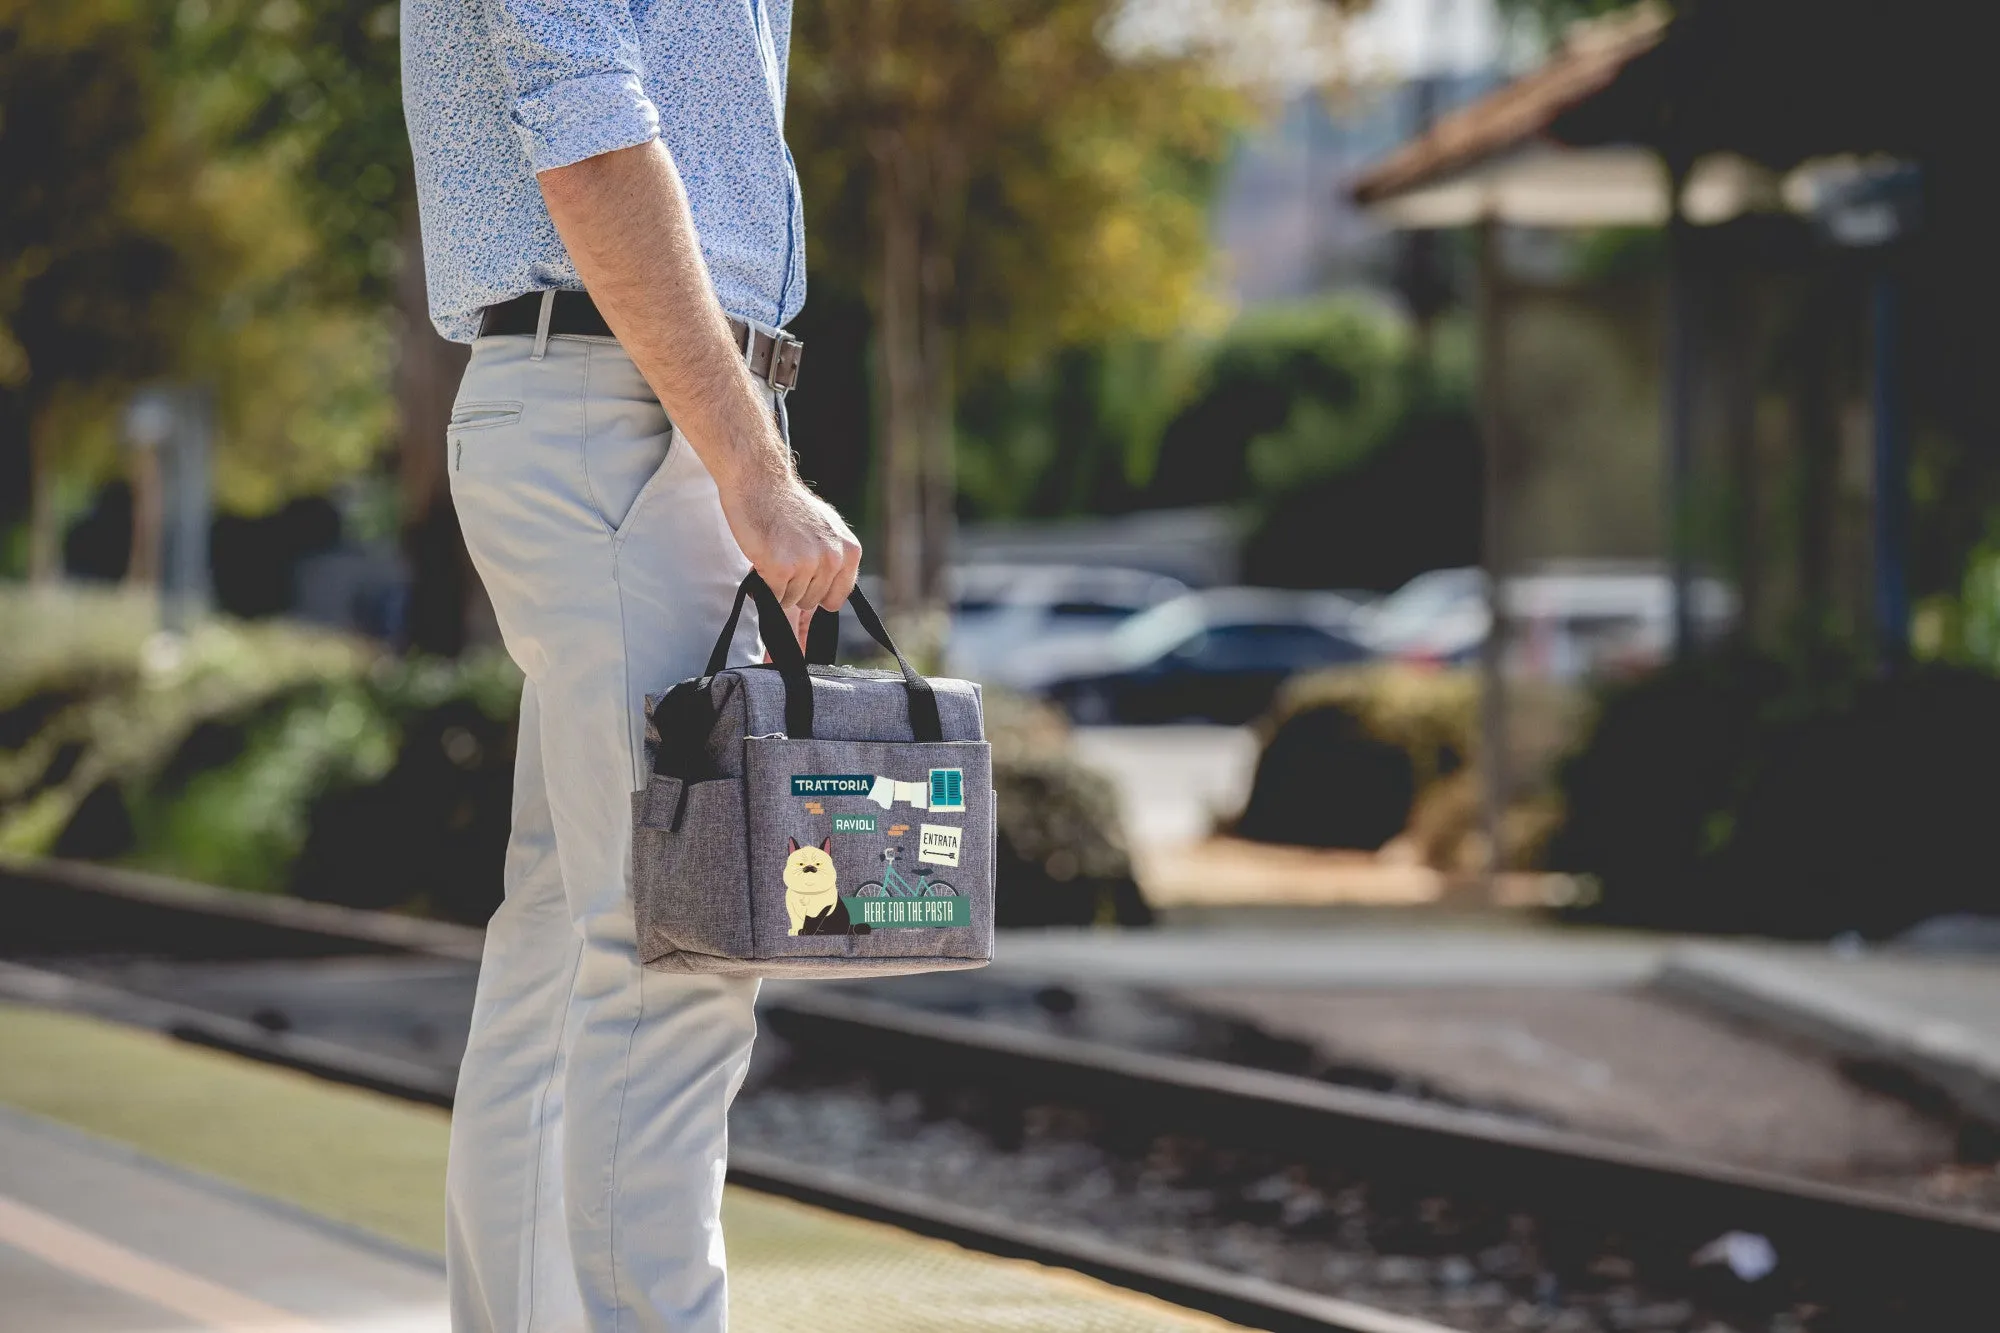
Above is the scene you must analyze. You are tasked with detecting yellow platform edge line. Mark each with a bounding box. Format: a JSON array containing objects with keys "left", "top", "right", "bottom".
[{"left": 0, "top": 1003, "right": 1244, "bottom": 1331}]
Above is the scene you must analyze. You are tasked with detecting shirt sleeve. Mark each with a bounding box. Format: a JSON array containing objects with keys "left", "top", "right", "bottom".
[{"left": 475, "top": 0, "right": 661, "bottom": 173}]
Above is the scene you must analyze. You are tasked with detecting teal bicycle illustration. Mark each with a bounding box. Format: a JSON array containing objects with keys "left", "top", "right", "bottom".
[{"left": 854, "top": 847, "right": 957, "bottom": 899}]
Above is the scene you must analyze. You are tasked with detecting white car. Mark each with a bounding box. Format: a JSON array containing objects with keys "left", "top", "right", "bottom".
[
  {"left": 1360, "top": 564, "right": 1738, "bottom": 679},
  {"left": 944, "top": 563, "right": 1190, "bottom": 688}
]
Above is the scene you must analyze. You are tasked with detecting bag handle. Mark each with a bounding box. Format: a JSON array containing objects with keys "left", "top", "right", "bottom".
[
  {"left": 702, "top": 572, "right": 942, "bottom": 742},
  {"left": 804, "top": 605, "right": 840, "bottom": 665}
]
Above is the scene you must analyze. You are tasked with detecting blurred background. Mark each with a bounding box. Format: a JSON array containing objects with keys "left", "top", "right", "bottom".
[{"left": 6, "top": 1, "right": 2000, "bottom": 1331}]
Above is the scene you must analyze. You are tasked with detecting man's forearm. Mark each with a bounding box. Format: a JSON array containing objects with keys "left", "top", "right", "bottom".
[
  {"left": 534, "top": 138, "right": 860, "bottom": 623},
  {"left": 537, "top": 140, "right": 789, "bottom": 494}
]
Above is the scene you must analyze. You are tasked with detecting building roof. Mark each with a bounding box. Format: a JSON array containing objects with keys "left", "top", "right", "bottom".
[{"left": 1352, "top": 5, "right": 1671, "bottom": 207}]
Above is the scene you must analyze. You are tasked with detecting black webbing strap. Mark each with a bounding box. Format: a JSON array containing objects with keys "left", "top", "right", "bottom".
[
  {"left": 805, "top": 607, "right": 840, "bottom": 665},
  {"left": 842, "top": 584, "right": 942, "bottom": 742},
  {"left": 692, "top": 572, "right": 942, "bottom": 742}
]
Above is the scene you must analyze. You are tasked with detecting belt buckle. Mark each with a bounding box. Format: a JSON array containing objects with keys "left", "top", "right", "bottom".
[{"left": 763, "top": 328, "right": 801, "bottom": 393}]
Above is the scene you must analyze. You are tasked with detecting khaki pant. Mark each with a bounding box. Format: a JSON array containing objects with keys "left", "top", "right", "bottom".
[{"left": 444, "top": 328, "right": 767, "bottom": 1332}]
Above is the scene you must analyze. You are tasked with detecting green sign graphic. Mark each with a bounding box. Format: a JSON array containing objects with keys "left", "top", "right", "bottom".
[
  {"left": 843, "top": 896, "right": 972, "bottom": 928},
  {"left": 792, "top": 774, "right": 875, "bottom": 796},
  {"left": 831, "top": 813, "right": 878, "bottom": 834}
]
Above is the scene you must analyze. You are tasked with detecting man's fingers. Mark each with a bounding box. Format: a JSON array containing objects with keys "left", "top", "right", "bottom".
[
  {"left": 823, "top": 541, "right": 862, "bottom": 611},
  {"left": 763, "top": 565, "right": 809, "bottom": 610},
  {"left": 787, "top": 602, "right": 813, "bottom": 650},
  {"left": 798, "top": 552, "right": 841, "bottom": 622}
]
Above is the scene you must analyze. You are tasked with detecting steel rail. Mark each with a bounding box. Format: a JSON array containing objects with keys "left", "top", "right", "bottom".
[
  {"left": 728, "top": 1150, "right": 1463, "bottom": 1333},
  {"left": 756, "top": 988, "right": 2000, "bottom": 1295},
  {"left": 10, "top": 858, "right": 1997, "bottom": 1319}
]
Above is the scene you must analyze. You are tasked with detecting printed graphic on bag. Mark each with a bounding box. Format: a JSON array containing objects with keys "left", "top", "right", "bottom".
[
  {"left": 792, "top": 775, "right": 875, "bottom": 796},
  {"left": 928, "top": 768, "right": 966, "bottom": 812},
  {"left": 830, "top": 813, "right": 877, "bottom": 834},
  {"left": 796, "top": 768, "right": 967, "bottom": 814},
  {"left": 853, "top": 846, "right": 958, "bottom": 907},
  {"left": 919, "top": 823, "right": 962, "bottom": 868},
  {"left": 783, "top": 837, "right": 872, "bottom": 936},
  {"left": 844, "top": 895, "right": 973, "bottom": 928}
]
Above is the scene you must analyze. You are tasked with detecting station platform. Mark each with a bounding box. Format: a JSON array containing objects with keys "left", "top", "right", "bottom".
[{"left": 0, "top": 1004, "right": 1242, "bottom": 1333}]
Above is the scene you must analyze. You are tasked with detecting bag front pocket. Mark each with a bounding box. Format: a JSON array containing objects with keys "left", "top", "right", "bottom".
[
  {"left": 631, "top": 775, "right": 753, "bottom": 966},
  {"left": 743, "top": 736, "right": 994, "bottom": 962}
]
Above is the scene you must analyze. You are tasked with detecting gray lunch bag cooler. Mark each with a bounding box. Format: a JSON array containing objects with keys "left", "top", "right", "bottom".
[{"left": 633, "top": 573, "right": 995, "bottom": 977}]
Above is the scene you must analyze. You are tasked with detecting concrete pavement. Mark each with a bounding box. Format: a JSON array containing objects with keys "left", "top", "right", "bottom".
[{"left": 0, "top": 1108, "right": 446, "bottom": 1332}]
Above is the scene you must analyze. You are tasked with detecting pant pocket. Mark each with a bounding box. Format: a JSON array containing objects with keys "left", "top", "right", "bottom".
[
  {"left": 450, "top": 401, "right": 524, "bottom": 430},
  {"left": 580, "top": 346, "right": 677, "bottom": 536},
  {"left": 607, "top": 429, "right": 685, "bottom": 544}
]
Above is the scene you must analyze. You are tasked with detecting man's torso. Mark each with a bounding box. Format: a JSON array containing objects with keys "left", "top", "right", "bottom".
[{"left": 402, "top": 0, "right": 806, "bottom": 343}]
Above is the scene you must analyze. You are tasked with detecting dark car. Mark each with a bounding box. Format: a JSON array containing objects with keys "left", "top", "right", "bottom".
[{"left": 1026, "top": 589, "right": 1372, "bottom": 725}]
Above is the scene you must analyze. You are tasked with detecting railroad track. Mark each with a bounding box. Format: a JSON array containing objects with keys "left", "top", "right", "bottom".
[
  {"left": 8, "top": 857, "right": 1998, "bottom": 1330},
  {"left": 0, "top": 858, "right": 1456, "bottom": 1332},
  {"left": 756, "top": 986, "right": 2000, "bottom": 1291}
]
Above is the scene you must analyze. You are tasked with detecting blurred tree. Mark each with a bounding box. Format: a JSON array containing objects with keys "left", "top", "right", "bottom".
[
  {"left": 177, "top": 0, "right": 469, "bottom": 652},
  {"left": 788, "top": 0, "right": 1241, "bottom": 623},
  {"left": 1496, "top": 0, "right": 1659, "bottom": 42},
  {"left": 1148, "top": 298, "right": 1419, "bottom": 505},
  {"left": 1, "top": 0, "right": 192, "bottom": 578},
  {"left": 1, "top": 0, "right": 390, "bottom": 582}
]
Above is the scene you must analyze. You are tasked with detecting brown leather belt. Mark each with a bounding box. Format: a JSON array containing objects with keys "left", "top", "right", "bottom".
[{"left": 478, "top": 291, "right": 803, "bottom": 393}]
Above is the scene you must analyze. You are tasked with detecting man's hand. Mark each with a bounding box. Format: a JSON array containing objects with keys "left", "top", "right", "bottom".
[
  {"left": 719, "top": 466, "right": 862, "bottom": 646},
  {"left": 537, "top": 139, "right": 859, "bottom": 648}
]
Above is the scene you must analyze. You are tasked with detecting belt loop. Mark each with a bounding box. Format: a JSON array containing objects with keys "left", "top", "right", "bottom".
[{"left": 530, "top": 290, "right": 555, "bottom": 361}]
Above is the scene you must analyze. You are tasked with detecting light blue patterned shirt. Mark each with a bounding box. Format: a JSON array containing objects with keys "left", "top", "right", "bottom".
[{"left": 402, "top": 0, "right": 806, "bottom": 343}]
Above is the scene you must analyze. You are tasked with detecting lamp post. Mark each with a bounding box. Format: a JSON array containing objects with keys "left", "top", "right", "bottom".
[
  {"left": 1810, "top": 162, "right": 1920, "bottom": 672},
  {"left": 123, "top": 385, "right": 213, "bottom": 633}
]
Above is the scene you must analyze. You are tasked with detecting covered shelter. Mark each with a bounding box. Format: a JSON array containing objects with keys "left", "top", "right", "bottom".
[{"left": 1348, "top": 0, "right": 1991, "bottom": 872}]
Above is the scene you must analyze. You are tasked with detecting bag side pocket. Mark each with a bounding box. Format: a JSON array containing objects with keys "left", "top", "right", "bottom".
[{"left": 632, "top": 775, "right": 753, "bottom": 966}]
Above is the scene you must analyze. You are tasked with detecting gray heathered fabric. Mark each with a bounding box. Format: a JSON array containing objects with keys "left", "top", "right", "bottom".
[{"left": 632, "top": 665, "right": 995, "bottom": 977}]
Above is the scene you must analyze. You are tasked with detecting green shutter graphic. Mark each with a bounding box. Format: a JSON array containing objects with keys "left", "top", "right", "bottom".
[{"left": 928, "top": 768, "right": 965, "bottom": 812}]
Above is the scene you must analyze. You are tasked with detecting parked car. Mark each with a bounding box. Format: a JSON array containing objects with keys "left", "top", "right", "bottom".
[
  {"left": 944, "top": 563, "right": 1190, "bottom": 688},
  {"left": 1359, "top": 564, "right": 1738, "bottom": 679},
  {"left": 1025, "top": 588, "right": 1372, "bottom": 725}
]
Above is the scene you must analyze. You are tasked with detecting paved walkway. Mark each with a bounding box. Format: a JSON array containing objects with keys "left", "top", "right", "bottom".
[
  {"left": 0, "top": 1109, "right": 446, "bottom": 1332},
  {"left": 1660, "top": 945, "right": 2000, "bottom": 1127},
  {"left": 991, "top": 924, "right": 1671, "bottom": 990},
  {"left": 993, "top": 925, "right": 2000, "bottom": 1132},
  {"left": 0, "top": 1004, "right": 1245, "bottom": 1333}
]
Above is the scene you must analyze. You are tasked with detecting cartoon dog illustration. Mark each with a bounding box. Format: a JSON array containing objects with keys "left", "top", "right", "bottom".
[{"left": 784, "top": 836, "right": 870, "bottom": 936}]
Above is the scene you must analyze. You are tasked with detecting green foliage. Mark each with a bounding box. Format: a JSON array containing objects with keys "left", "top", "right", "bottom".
[
  {"left": 0, "top": 585, "right": 374, "bottom": 858},
  {"left": 127, "top": 682, "right": 397, "bottom": 890},
  {"left": 953, "top": 336, "right": 1208, "bottom": 518},
  {"left": 1549, "top": 657, "right": 2000, "bottom": 936},
  {"left": 1, "top": 0, "right": 200, "bottom": 480},
  {"left": 790, "top": 0, "right": 1242, "bottom": 376},
  {"left": 0, "top": 585, "right": 520, "bottom": 892},
  {"left": 0, "top": 0, "right": 395, "bottom": 532},
  {"left": 1495, "top": 0, "right": 1661, "bottom": 43},
  {"left": 1138, "top": 296, "right": 1453, "bottom": 507},
  {"left": 172, "top": 0, "right": 410, "bottom": 305},
  {"left": 981, "top": 690, "right": 1150, "bottom": 926},
  {"left": 953, "top": 295, "right": 1462, "bottom": 522}
]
